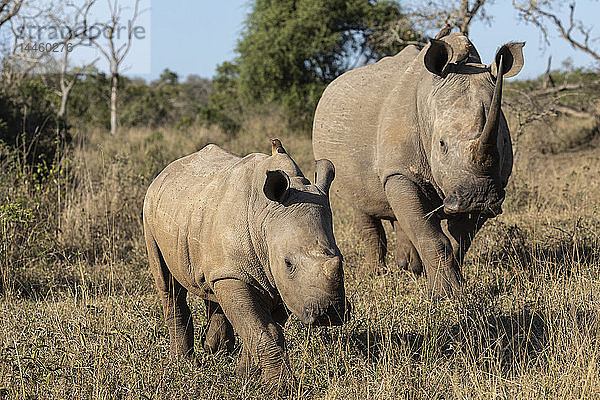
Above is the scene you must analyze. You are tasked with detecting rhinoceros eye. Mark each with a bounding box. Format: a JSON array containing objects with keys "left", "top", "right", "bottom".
[
  {"left": 284, "top": 258, "right": 295, "bottom": 274},
  {"left": 440, "top": 139, "right": 448, "bottom": 154}
]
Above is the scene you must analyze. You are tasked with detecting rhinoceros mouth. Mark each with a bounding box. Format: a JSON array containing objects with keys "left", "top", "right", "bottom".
[
  {"left": 443, "top": 203, "right": 503, "bottom": 217},
  {"left": 301, "top": 298, "right": 350, "bottom": 326},
  {"left": 442, "top": 182, "right": 505, "bottom": 217},
  {"left": 443, "top": 193, "right": 504, "bottom": 217}
]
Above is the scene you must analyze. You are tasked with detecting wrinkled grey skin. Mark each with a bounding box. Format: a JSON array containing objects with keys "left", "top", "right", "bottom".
[
  {"left": 313, "top": 32, "right": 524, "bottom": 298},
  {"left": 143, "top": 144, "right": 348, "bottom": 386}
]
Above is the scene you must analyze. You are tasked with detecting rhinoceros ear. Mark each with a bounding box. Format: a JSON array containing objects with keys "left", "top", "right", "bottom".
[
  {"left": 491, "top": 42, "right": 525, "bottom": 78},
  {"left": 315, "top": 159, "right": 335, "bottom": 193},
  {"left": 424, "top": 38, "right": 453, "bottom": 77},
  {"left": 264, "top": 170, "right": 290, "bottom": 203}
]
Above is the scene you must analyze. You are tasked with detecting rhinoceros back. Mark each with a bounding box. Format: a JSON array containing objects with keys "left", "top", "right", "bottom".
[
  {"left": 313, "top": 45, "right": 420, "bottom": 218},
  {"left": 143, "top": 144, "right": 263, "bottom": 291},
  {"left": 144, "top": 144, "right": 240, "bottom": 223}
]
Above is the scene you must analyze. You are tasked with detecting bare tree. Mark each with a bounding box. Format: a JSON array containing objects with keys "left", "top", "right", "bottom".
[
  {"left": 92, "top": 0, "right": 143, "bottom": 135},
  {"left": 372, "top": 19, "right": 427, "bottom": 51},
  {"left": 374, "top": 0, "right": 493, "bottom": 51},
  {"left": 407, "top": 0, "right": 493, "bottom": 36},
  {"left": 512, "top": 1, "right": 600, "bottom": 65},
  {"left": 509, "top": 1, "right": 599, "bottom": 131},
  {"left": 48, "top": 0, "right": 99, "bottom": 136},
  {"left": 1, "top": 2, "right": 66, "bottom": 91},
  {"left": 542, "top": 56, "right": 555, "bottom": 88},
  {"left": 0, "top": 0, "right": 23, "bottom": 27},
  {"left": 456, "top": 0, "right": 489, "bottom": 35},
  {"left": 3, "top": 1, "right": 99, "bottom": 138}
]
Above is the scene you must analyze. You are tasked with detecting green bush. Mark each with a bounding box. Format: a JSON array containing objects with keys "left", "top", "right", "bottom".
[
  {"left": 200, "top": 62, "right": 243, "bottom": 134},
  {"left": 0, "top": 78, "right": 63, "bottom": 166},
  {"left": 234, "top": 0, "right": 416, "bottom": 126}
]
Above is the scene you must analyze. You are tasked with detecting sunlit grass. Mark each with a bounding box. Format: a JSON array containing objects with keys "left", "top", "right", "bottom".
[{"left": 1, "top": 115, "right": 599, "bottom": 399}]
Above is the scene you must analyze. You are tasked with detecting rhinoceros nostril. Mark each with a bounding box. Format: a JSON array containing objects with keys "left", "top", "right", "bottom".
[{"left": 443, "top": 194, "right": 462, "bottom": 213}]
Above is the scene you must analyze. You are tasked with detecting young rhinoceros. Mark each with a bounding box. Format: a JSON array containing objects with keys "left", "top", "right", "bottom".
[{"left": 143, "top": 140, "right": 349, "bottom": 385}]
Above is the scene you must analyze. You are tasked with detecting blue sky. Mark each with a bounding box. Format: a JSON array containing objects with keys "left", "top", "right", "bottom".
[
  {"left": 10, "top": 0, "right": 598, "bottom": 81},
  {"left": 468, "top": 0, "right": 599, "bottom": 79},
  {"left": 145, "top": 0, "right": 598, "bottom": 81},
  {"left": 147, "top": 1, "right": 248, "bottom": 81}
]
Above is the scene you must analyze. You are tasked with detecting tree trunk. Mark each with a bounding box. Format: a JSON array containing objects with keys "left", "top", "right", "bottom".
[
  {"left": 57, "top": 90, "right": 69, "bottom": 141},
  {"left": 460, "top": 0, "right": 471, "bottom": 36},
  {"left": 58, "top": 92, "right": 68, "bottom": 122},
  {"left": 110, "top": 72, "right": 118, "bottom": 135},
  {"left": 542, "top": 56, "right": 555, "bottom": 89}
]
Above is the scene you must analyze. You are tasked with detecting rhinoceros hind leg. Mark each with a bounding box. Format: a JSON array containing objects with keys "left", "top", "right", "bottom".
[
  {"left": 145, "top": 233, "right": 195, "bottom": 359},
  {"left": 203, "top": 300, "right": 235, "bottom": 354},
  {"left": 353, "top": 209, "right": 387, "bottom": 274},
  {"left": 393, "top": 220, "right": 423, "bottom": 275}
]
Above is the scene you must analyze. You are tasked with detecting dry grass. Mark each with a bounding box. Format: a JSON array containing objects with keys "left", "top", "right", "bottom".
[{"left": 1, "top": 114, "right": 599, "bottom": 399}]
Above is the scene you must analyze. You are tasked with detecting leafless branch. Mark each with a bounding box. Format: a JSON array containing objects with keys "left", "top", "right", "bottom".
[
  {"left": 372, "top": 19, "right": 427, "bottom": 50},
  {"left": 543, "top": 56, "right": 555, "bottom": 88},
  {"left": 90, "top": 0, "right": 146, "bottom": 135},
  {"left": 508, "top": 0, "right": 599, "bottom": 140},
  {"left": 0, "top": 0, "right": 24, "bottom": 27},
  {"left": 46, "top": 0, "right": 100, "bottom": 129},
  {"left": 512, "top": 1, "right": 600, "bottom": 65},
  {"left": 401, "top": 0, "right": 494, "bottom": 37},
  {"left": 458, "top": 0, "right": 486, "bottom": 35},
  {"left": 4, "top": 3, "right": 53, "bottom": 83},
  {"left": 92, "top": 0, "right": 143, "bottom": 73},
  {"left": 550, "top": 103, "right": 594, "bottom": 119}
]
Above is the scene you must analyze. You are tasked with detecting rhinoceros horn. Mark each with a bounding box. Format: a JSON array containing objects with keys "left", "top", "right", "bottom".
[{"left": 477, "top": 54, "right": 504, "bottom": 151}]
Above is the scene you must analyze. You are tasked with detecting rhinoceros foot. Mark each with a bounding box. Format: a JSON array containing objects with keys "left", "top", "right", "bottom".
[
  {"left": 236, "top": 346, "right": 259, "bottom": 378},
  {"left": 397, "top": 258, "right": 423, "bottom": 275},
  {"left": 259, "top": 359, "right": 295, "bottom": 394},
  {"left": 426, "top": 263, "right": 464, "bottom": 300},
  {"left": 235, "top": 345, "right": 295, "bottom": 393},
  {"left": 203, "top": 312, "right": 235, "bottom": 354}
]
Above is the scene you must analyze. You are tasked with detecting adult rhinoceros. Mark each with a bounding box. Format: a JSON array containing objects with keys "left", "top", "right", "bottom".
[{"left": 312, "top": 32, "right": 524, "bottom": 298}]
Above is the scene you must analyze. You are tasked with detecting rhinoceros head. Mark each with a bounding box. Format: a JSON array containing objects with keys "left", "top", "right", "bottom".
[
  {"left": 254, "top": 143, "right": 349, "bottom": 326},
  {"left": 422, "top": 34, "right": 524, "bottom": 216}
]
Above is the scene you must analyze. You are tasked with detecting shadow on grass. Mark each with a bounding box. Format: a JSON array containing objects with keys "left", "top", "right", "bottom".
[
  {"left": 1, "top": 259, "right": 152, "bottom": 300},
  {"left": 343, "top": 306, "right": 548, "bottom": 372},
  {"left": 478, "top": 221, "right": 599, "bottom": 277}
]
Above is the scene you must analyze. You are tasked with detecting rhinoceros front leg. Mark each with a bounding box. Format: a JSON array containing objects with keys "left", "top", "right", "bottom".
[
  {"left": 203, "top": 300, "right": 234, "bottom": 354},
  {"left": 392, "top": 220, "right": 423, "bottom": 275},
  {"left": 213, "top": 279, "right": 292, "bottom": 387},
  {"left": 443, "top": 214, "right": 487, "bottom": 265},
  {"left": 353, "top": 208, "right": 388, "bottom": 274},
  {"left": 385, "top": 175, "right": 463, "bottom": 299}
]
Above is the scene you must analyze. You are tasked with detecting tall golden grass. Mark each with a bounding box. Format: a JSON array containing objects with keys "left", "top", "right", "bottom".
[{"left": 1, "top": 113, "right": 599, "bottom": 399}]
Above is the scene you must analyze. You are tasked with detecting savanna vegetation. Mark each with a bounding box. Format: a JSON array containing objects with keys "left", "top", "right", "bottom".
[{"left": 1, "top": 0, "right": 600, "bottom": 398}]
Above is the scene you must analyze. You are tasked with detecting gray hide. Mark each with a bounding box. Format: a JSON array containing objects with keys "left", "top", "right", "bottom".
[
  {"left": 313, "top": 32, "right": 524, "bottom": 298},
  {"left": 143, "top": 142, "right": 348, "bottom": 386}
]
